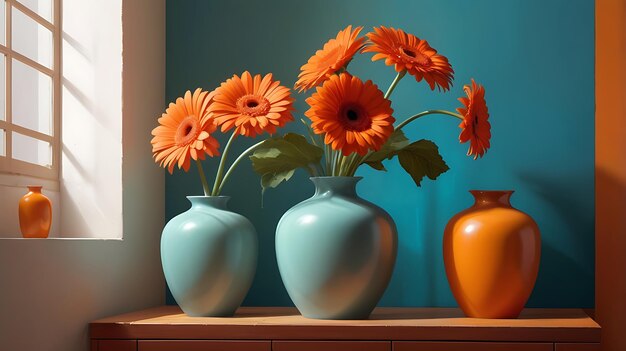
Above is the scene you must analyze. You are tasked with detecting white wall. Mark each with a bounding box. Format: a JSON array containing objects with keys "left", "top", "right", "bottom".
[
  {"left": 60, "top": 0, "right": 124, "bottom": 239},
  {"left": 0, "top": 1, "right": 166, "bottom": 350}
]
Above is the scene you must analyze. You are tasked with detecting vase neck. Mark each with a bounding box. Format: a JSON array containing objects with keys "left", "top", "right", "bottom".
[
  {"left": 187, "top": 196, "right": 230, "bottom": 210},
  {"left": 470, "top": 190, "right": 513, "bottom": 208},
  {"left": 311, "top": 176, "right": 361, "bottom": 197},
  {"left": 27, "top": 186, "right": 42, "bottom": 193}
]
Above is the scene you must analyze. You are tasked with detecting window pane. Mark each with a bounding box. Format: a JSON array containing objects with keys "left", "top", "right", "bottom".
[
  {"left": 15, "top": 0, "right": 52, "bottom": 23},
  {"left": 12, "top": 58, "right": 52, "bottom": 135},
  {"left": 12, "top": 131, "right": 51, "bottom": 167},
  {"left": 0, "top": 1, "right": 5, "bottom": 46},
  {"left": 0, "top": 55, "right": 4, "bottom": 121},
  {"left": 0, "top": 129, "right": 5, "bottom": 156},
  {"left": 12, "top": 6, "right": 53, "bottom": 68}
]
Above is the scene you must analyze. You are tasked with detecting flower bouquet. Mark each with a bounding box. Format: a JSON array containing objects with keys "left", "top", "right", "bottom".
[
  {"left": 248, "top": 25, "right": 492, "bottom": 320},
  {"left": 249, "top": 25, "right": 490, "bottom": 190},
  {"left": 150, "top": 74, "right": 296, "bottom": 317},
  {"left": 149, "top": 24, "right": 491, "bottom": 319}
]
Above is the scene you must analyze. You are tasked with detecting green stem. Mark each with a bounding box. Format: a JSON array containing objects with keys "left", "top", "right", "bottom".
[
  {"left": 384, "top": 70, "right": 407, "bottom": 100},
  {"left": 395, "top": 109, "right": 464, "bottom": 131},
  {"left": 195, "top": 159, "right": 210, "bottom": 196},
  {"left": 332, "top": 149, "right": 342, "bottom": 176},
  {"left": 336, "top": 152, "right": 345, "bottom": 176},
  {"left": 211, "top": 131, "right": 238, "bottom": 196},
  {"left": 324, "top": 143, "right": 332, "bottom": 176},
  {"left": 357, "top": 110, "right": 464, "bottom": 168},
  {"left": 301, "top": 118, "right": 320, "bottom": 147},
  {"left": 357, "top": 150, "right": 374, "bottom": 170},
  {"left": 348, "top": 153, "right": 361, "bottom": 176},
  {"left": 338, "top": 155, "right": 347, "bottom": 176},
  {"left": 316, "top": 162, "right": 325, "bottom": 176},
  {"left": 217, "top": 138, "right": 267, "bottom": 195},
  {"left": 343, "top": 154, "right": 355, "bottom": 176},
  {"left": 217, "top": 139, "right": 267, "bottom": 194},
  {"left": 306, "top": 164, "right": 318, "bottom": 176},
  {"left": 342, "top": 153, "right": 354, "bottom": 177},
  {"left": 329, "top": 148, "right": 335, "bottom": 176}
]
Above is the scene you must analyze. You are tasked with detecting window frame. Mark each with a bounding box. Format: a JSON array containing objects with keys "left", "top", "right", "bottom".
[{"left": 0, "top": 0, "right": 61, "bottom": 181}]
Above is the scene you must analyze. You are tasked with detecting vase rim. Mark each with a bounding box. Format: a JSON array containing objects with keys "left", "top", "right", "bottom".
[
  {"left": 186, "top": 195, "right": 231, "bottom": 209},
  {"left": 27, "top": 185, "right": 43, "bottom": 191},
  {"left": 469, "top": 190, "right": 514, "bottom": 207},
  {"left": 469, "top": 189, "right": 514, "bottom": 194},
  {"left": 309, "top": 176, "right": 363, "bottom": 180}
]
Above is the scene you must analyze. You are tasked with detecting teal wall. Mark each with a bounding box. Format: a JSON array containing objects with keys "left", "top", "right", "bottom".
[{"left": 165, "top": 0, "right": 595, "bottom": 308}]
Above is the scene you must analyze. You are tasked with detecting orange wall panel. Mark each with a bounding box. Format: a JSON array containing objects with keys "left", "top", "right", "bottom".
[{"left": 595, "top": 1, "right": 626, "bottom": 351}]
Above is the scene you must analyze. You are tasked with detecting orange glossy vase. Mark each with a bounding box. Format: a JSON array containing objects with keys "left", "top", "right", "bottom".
[
  {"left": 18, "top": 186, "right": 52, "bottom": 238},
  {"left": 443, "top": 190, "right": 541, "bottom": 318}
]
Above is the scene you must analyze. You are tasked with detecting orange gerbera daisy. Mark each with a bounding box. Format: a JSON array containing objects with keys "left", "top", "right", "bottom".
[
  {"left": 294, "top": 25, "right": 366, "bottom": 92},
  {"left": 363, "top": 26, "right": 454, "bottom": 91},
  {"left": 457, "top": 79, "right": 491, "bottom": 159},
  {"left": 305, "top": 73, "right": 395, "bottom": 156},
  {"left": 210, "top": 71, "right": 295, "bottom": 137},
  {"left": 151, "top": 88, "right": 220, "bottom": 174}
]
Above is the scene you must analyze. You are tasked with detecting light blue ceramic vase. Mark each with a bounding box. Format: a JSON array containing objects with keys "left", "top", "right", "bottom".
[
  {"left": 276, "top": 176, "right": 398, "bottom": 319},
  {"left": 161, "top": 196, "right": 257, "bottom": 317}
]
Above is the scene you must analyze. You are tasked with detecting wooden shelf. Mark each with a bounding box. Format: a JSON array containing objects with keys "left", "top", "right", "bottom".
[{"left": 90, "top": 306, "right": 600, "bottom": 351}]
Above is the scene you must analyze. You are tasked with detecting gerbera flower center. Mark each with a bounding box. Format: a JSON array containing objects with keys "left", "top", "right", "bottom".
[
  {"left": 237, "top": 94, "right": 271, "bottom": 117},
  {"left": 339, "top": 104, "right": 372, "bottom": 131},
  {"left": 175, "top": 115, "right": 201, "bottom": 146},
  {"left": 400, "top": 46, "right": 432, "bottom": 66},
  {"left": 347, "top": 109, "right": 358, "bottom": 121}
]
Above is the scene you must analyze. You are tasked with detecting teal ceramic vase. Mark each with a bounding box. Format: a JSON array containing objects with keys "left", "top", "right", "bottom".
[
  {"left": 161, "top": 196, "right": 257, "bottom": 317},
  {"left": 276, "top": 176, "right": 398, "bottom": 319}
]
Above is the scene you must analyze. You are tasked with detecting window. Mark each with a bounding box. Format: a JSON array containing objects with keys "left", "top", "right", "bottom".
[
  {"left": 0, "top": 0, "right": 60, "bottom": 180},
  {"left": 0, "top": 0, "right": 126, "bottom": 239}
]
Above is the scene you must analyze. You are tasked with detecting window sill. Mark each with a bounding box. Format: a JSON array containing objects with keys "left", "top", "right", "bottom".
[
  {"left": 0, "top": 172, "right": 59, "bottom": 191},
  {"left": 0, "top": 237, "right": 123, "bottom": 241}
]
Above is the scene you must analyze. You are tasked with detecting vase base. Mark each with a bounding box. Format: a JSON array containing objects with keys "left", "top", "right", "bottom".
[{"left": 461, "top": 309, "right": 522, "bottom": 319}]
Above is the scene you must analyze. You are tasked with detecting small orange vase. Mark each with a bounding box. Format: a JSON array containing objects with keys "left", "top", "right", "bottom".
[
  {"left": 443, "top": 190, "right": 541, "bottom": 318},
  {"left": 18, "top": 186, "right": 52, "bottom": 238}
]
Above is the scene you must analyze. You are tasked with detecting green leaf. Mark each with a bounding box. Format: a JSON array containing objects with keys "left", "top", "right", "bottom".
[
  {"left": 364, "top": 129, "right": 410, "bottom": 171},
  {"left": 261, "top": 170, "right": 295, "bottom": 190},
  {"left": 397, "top": 139, "right": 450, "bottom": 187},
  {"left": 300, "top": 118, "right": 323, "bottom": 147},
  {"left": 249, "top": 133, "right": 323, "bottom": 191}
]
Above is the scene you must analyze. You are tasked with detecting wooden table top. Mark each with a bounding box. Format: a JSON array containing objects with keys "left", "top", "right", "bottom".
[{"left": 90, "top": 306, "right": 600, "bottom": 343}]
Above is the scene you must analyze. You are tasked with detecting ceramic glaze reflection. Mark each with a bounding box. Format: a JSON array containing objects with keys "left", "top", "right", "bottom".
[
  {"left": 161, "top": 196, "right": 257, "bottom": 317},
  {"left": 275, "top": 177, "right": 398, "bottom": 320},
  {"left": 443, "top": 190, "right": 541, "bottom": 318}
]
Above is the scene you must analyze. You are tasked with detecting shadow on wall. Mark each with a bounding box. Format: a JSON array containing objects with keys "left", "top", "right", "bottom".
[
  {"left": 234, "top": 170, "right": 311, "bottom": 306},
  {"left": 518, "top": 173, "right": 595, "bottom": 307},
  {"left": 378, "top": 180, "right": 452, "bottom": 308}
]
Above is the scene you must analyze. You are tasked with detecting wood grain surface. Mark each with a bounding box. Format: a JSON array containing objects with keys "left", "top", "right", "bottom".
[
  {"left": 273, "top": 341, "right": 390, "bottom": 351},
  {"left": 97, "top": 339, "right": 138, "bottom": 351},
  {"left": 393, "top": 341, "right": 553, "bottom": 351},
  {"left": 554, "top": 343, "right": 601, "bottom": 351},
  {"left": 90, "top": 306, "right": 600, "bottom": 343},
  {"left": 137, "top": 340, "right": 271, "bottom": 351}
]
